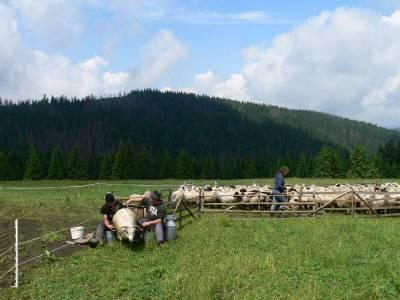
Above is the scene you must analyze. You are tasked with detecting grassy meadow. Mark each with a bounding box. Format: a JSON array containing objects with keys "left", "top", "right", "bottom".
[{"left": 0, "top": 178, "right": 400, "bottom": 299}]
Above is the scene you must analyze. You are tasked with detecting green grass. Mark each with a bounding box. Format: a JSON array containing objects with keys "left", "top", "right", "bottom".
[
  {"left": 1, "top": 179, "right": 400, "bottom": 299},
  {"left": 2, "top": 215, "right": 400, "bottom": 299}
]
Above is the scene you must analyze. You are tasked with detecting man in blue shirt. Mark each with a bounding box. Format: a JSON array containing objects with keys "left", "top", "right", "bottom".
[{"left": 271, "top": 166, "right": 290, "bottom": 211}]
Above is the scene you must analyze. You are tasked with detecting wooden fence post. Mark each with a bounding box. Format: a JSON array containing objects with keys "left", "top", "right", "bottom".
[{"left": 198, "top": 188, "right": 202, "bottom": 218}]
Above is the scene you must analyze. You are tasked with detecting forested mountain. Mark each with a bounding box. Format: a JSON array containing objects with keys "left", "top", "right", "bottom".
[
  {"left": 0, "top": 90, "right": 399, "bottom": 180},
  {"left": 228, "top": 101, "right": 398, "bottom": 154}
]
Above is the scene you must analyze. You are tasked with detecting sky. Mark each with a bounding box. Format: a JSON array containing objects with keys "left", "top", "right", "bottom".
[{"left": 1, "top": 0, "right": 400, "bottom": 128}]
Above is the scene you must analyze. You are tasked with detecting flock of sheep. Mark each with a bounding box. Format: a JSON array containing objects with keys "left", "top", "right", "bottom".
[{"left": 170, "top": 182, "right": 400, "bottom": 211}]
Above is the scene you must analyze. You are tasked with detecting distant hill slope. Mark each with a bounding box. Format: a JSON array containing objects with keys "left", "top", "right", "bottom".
[
  {"left": 228, "top": 101, "right": 399, "bottom": 153},
  {"left": 0, "top": 90, "right": 397, "bottom": 159}
]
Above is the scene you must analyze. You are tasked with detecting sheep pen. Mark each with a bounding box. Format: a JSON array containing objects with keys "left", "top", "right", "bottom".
[{"left": 169, "top": 182, "right": 400, "bottom": 217}]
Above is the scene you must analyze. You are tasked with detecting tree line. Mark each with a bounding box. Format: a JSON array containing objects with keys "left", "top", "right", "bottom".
[
  {"left": 0, "top": 140, "right": 399, "bottom": 180},
  {"left": 0, "top": 90, "right": 399, "bottom": 180}
]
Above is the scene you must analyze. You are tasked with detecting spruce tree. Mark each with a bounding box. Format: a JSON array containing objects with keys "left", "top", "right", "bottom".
[
  {"left": 347, "top": 146, "right": 368, "bottom": 178},
  {"left": 7, "top": 151, "right": 23, "bottom": 180},
  {"left": 159, "top": 151, "right": 173, "bottom": 179},
  {"left": 296, "top": 153, "right": 308, "bottom": 178},
  {"left": 67, "top": 147, "right": 88, "bottom": 179},
  {"left": 136, "top": 148, "right": 152, "bottom": 179},
  {"left": 47, "top": 147, "right": 65, "bottom": 179},
  {"left": 99, "top": 154, "right": 113, "bottom": 179},
  {"left": 124, "top": 141, "right": 136, "bottom": 179},
  {"left": 201, "top": 155, "right": 217, "bottom": 179},
  {"left": 24, "top": 145, "right": 43, "bottom": 180},
  {"left": 0, "top": 151, "right": 9, "bottom": 180},
  {"left": 315, "top": 147, "right": 334, "bottom": 178},
  {"left": 176, "top": 150, "right": 194, "bottom": 179},
  {"left": 112, "top": 142, "right": 128, "bottom": 179},
  {"left": 242, "top": 159, "right": 257, "bottom": 178},
  {"left": 365, "top": 157, "right": 381, "bottom": 179}
]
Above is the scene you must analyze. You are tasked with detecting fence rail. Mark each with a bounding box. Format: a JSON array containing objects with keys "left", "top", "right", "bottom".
[{"left": 171, "top": 188, "right": 400, "bottom": 217}]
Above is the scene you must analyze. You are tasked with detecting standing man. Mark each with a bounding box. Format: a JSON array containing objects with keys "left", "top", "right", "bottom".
[
  {"left": 139, "top": 191, "right": 166, "bottom": 246},
  {"left": 271, "top": 166, "right": 290, "bottom": 211},
  {"left": 91, "top": 192, "right": 125, "bottom": 247}
]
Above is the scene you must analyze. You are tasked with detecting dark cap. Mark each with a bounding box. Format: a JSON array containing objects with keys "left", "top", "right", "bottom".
[
  {"left": 104, "top": 192, "right": 115, "bottom": 203},
  {"left": 150, "top": 191, "right": 162, "bottom": 202}
]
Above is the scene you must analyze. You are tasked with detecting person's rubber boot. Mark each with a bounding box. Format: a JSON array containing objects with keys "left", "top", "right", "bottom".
[{"left": 88, "top": 238, "right": 99, "bottom": 248}]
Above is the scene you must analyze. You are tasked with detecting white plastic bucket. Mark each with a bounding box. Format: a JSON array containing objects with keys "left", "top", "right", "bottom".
[{"left": 70, "top": 226, "right": 84, "bottom": 240}]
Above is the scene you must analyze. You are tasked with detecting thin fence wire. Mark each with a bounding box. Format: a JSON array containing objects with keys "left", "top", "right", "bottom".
[
  {"left": 19, "top": 216, "right": 97, "bottom": 246},
  {"left": 0, "top": 183, "right": 98, "bottom": 191},
  {"left": 0, "top": 181, "right": 221, "bottom": 191},
  {"left": 0, "top": 245, "right": 14, "bottom": 259},
  {"left": 0, "top": 266, "right": 15, "bottom": 281},
  {"left": 18, "top": 243, "right": 72, "bottom": 267}
]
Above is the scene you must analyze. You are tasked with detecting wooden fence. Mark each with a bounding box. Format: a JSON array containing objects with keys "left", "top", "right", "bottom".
[{"left": 166, "top": 188, "right": 400, "bottom": 218}]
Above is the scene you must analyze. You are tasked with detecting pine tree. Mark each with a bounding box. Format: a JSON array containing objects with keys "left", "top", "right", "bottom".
[
  {"left": 296, "top": 153, "right": 308, "bottom": 178},
  {"left": 242, "top": 159, "right": 257, "bottom": 178},
  {"left": 67, "top": 147, "right": 88, "bottom": 179},
  {"left": 159, "top": 151, "right": 173, "bottom": 179},
  {"left": 112, "top": 142, "right": 128, "bottom": 179},
  {"left": 7, "top": 151, "right": 23, "bottom": 180},
  {"left": 99, "top": 154, "right": 114, "bottom": 179},
  {"left": 136, "top": 148, "right": 152, "bottom": 179},
  {"left": 365, "top": 157, "right": 381, "bottom": 179},
  {"left": 24, "top": 145, "right": 43, "bottom": 180},
  {"left": 176, "top": 150, "right": 194, "bottom": 179},
  {"left": 315, "top": 147, "right": 334, "bottom": 178},
  {"left": 200, "top": 155, "right": 217, "bottom": 179},
  {"left": 0, "top": 151, "right": 9, "bottom": 180},
  {"left": 220, "top": 159, "right": 234, "bottom": 179},
  {"left": 47, "top": 147, "right": 65, "bottom": 179},
  {"left": 347, "top": 146, "right": 369, "bottom": 178},
  {"left": 124, "top": 141, "right": 136, "bottom": 179}
]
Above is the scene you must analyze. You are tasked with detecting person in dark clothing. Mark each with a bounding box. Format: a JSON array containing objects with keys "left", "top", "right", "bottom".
[
  {"left": 271, "top": 166, "right": 290, "bottom": 211},
  {"left": 91, "top": 192, "right": 125, "bottom": 246},
  {"left": 139, "top": 191, "right": 166, "bottom": 245}
]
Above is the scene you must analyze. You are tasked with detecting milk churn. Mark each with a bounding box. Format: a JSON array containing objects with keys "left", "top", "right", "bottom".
[{"left": 164, "top": 215, "right": 177, "bottom": 241}]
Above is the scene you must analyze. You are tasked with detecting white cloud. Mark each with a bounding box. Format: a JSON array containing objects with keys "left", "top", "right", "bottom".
[
  {"left": 103, "top": 71, "right": 130, "bottom": 89},
  {"left": 382, "top": 10, "right": 400, "bottom": 27},
  {"left": 8, "top": 0, "right": 82, "bottom": 44},
  {"left": 0, "top": 2, "right": 187, "bottom": 100},
  {"left": 194, "top": 70, "right": 247, "bottom": 100},
  {"left": 132, "top": 30, "right": 188, "bottom": 87},
  {"left": 190, "top": 8, "right": 400, "bottom": 127},
  {"left": 144, "top": 9, "right": 295, "bottom": 25}
]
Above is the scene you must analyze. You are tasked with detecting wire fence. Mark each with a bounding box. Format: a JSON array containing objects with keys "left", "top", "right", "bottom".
[{"left": 0, "top": 181, "right": 187, "bottom": 289}]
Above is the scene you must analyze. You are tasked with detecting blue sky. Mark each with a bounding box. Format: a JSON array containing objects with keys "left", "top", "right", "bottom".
[{"left": 1, "top": 0, "right": 400, "bottom": 127}]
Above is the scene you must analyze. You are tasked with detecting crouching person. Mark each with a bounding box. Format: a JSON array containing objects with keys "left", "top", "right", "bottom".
[
  {"left": 139, "top": 191, "right": 166, "bottom": 246},
  {"left": 90, "top": 192, "right": 125, "bottom": 247}
]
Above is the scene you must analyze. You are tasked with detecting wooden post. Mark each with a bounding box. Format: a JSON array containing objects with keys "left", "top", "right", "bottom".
[
  {"left": 312, "top": 190, "right": 316, "bottom": 217},
  {"left": 198, "top": 188, "right": 202, "bottom": 218},
  {"left": 353, "top": 191, "right": 379, "bottom": 217},
  {"left": 299, "top": 186, "right": 303, "bottom": 212},
  {"left": 307, "top": 191, "right": 351, "bottom": 217}
]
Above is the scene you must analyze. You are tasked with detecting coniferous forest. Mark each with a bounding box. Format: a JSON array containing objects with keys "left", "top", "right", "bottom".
[{"left": 0, "top": 90, "right": 399, "bottom": 180}]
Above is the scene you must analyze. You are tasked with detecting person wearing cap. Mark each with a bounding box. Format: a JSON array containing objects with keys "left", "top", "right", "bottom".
[
  {"left": 139, "top": 191, "right": 166, "bottom": 245},
  {"left": 271, "top": 166, "right": 290, "bottom": 211},
  {"left": 91, "top": 192, "right": 126, "bottom": 246}
]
